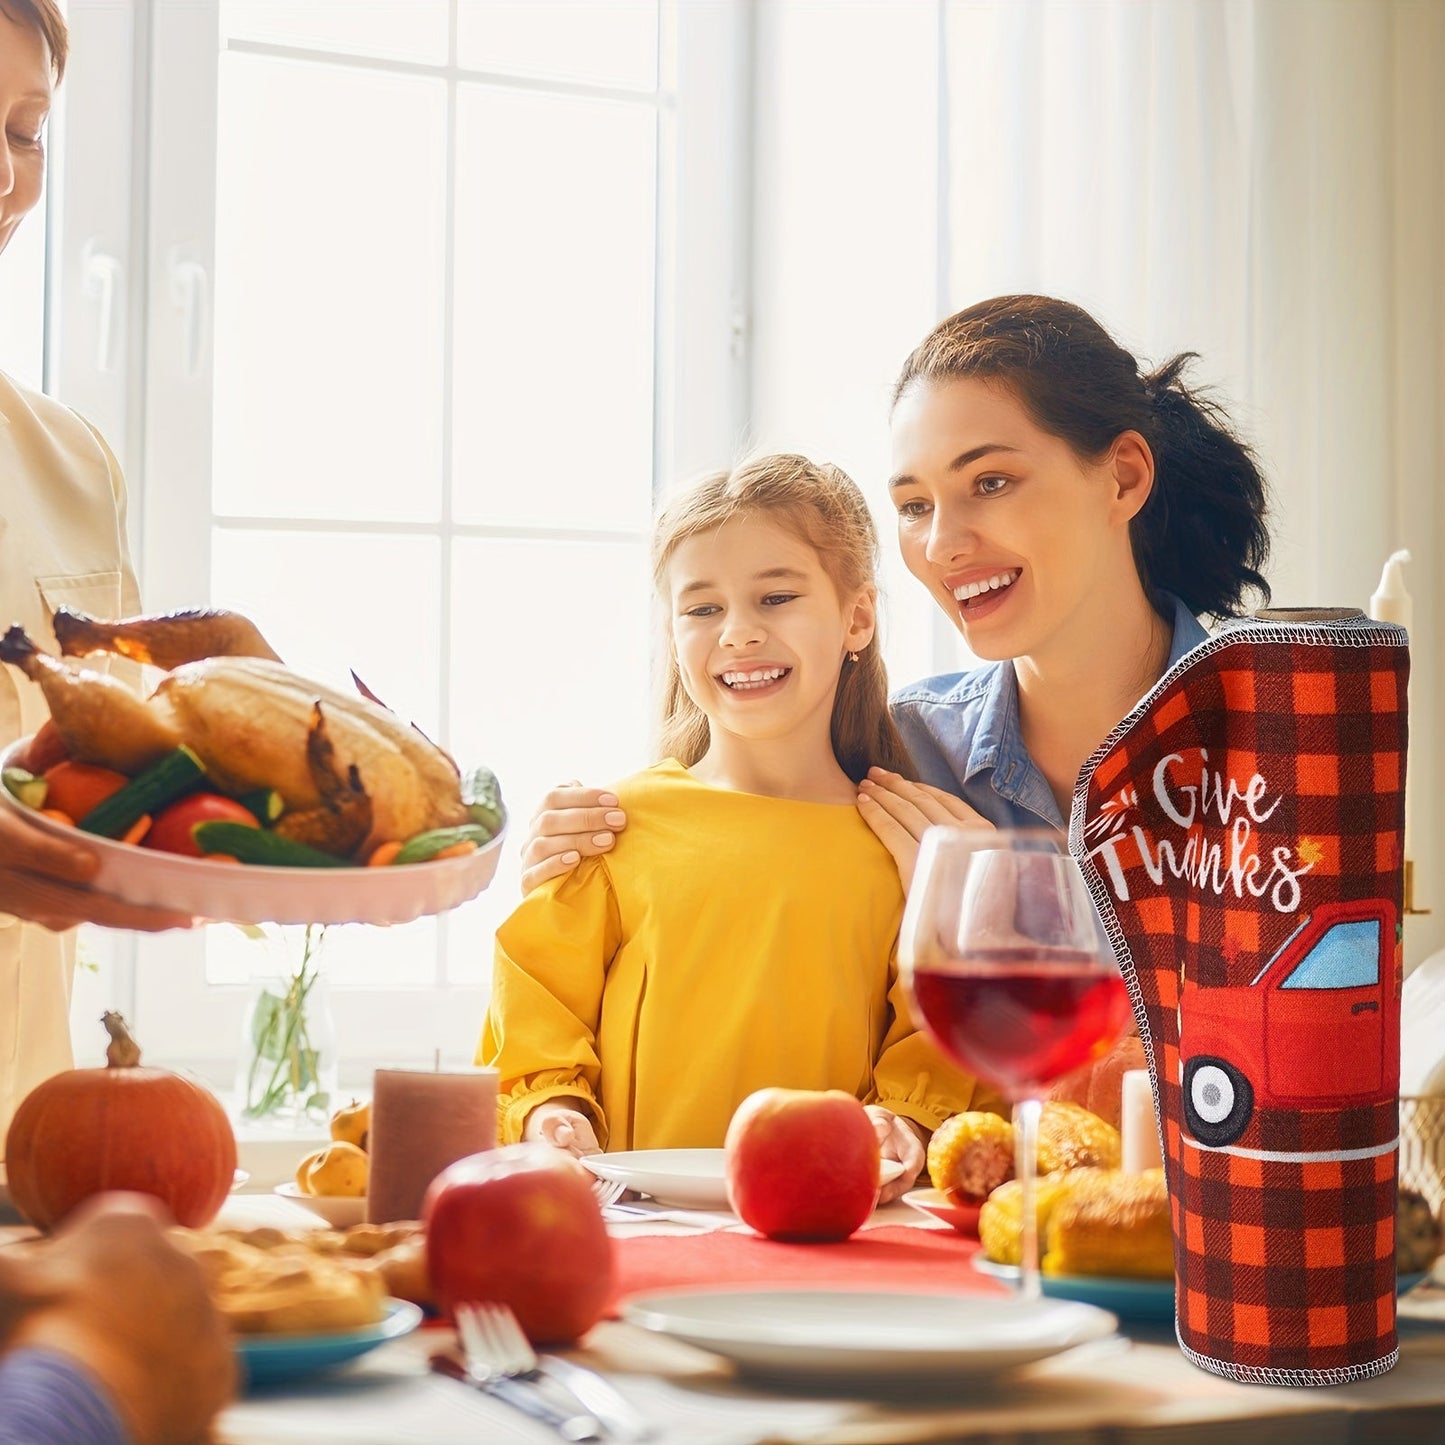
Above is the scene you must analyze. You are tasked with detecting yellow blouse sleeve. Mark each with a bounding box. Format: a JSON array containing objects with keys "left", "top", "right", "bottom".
[
  {"left": 867, "top": 945, "right": 1008, "bottom": 1133},
  {"left": 478, "top": 858, "right": 623, "bottom": 1147}
]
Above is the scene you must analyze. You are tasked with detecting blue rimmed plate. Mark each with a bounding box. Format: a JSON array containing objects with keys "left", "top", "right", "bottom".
[
  {"left": 973, "top": 1257, "right": 1429, "bottom": 1324},
  {"left": 973, "top": 1255, "right": 1176, "bottom": 1322},
  {"left": 236, "top": 1299, "right": 423, "bottom": 1387}
]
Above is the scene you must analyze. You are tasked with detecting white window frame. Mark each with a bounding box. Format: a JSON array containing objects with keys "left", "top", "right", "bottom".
[{"left": 47, "top": 0, "right": 752, "bottom": 1080}]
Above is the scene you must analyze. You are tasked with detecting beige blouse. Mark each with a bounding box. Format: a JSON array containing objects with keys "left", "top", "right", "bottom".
[{"left": 0, "top": 368, "right": 141, "bottom": 1152}]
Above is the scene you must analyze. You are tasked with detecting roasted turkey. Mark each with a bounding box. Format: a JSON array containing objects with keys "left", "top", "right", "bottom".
[{"left": 0, "top": 610, "right": 466, "bottom": 853}]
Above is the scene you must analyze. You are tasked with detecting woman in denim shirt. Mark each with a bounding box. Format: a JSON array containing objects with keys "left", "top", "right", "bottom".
[{"left": 523, "top": 294, "right": 1271, "bottom": 891}]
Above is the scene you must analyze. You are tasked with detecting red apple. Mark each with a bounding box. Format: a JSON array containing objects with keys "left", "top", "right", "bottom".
[
  {"left": 724, "top": 1087, "right": 881, "bottom": 1242},
  {"left": 423, "top": 1143, "right": 614, "bottom": 1345}
]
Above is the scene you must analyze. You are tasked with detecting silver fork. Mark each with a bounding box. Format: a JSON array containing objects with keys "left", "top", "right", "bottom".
[
  {"left": 476, "top": 1301, "right": 657, "bottom": 1443},
  {"left": 453, "top": 1301, "right": 602, "bottom": 1442},
  {"left": 590, "top": 1174, "right": 627, "bottom": 1208}
]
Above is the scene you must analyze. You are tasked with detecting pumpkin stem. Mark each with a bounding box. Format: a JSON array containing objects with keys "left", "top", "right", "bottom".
[{"left": 102, "top": 1011, "right": 143, "bottom": 1069}]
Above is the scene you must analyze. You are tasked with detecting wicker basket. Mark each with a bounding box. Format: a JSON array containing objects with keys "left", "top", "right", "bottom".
[{"left": 1399, "top": 1096, "right": 1445, "bottom": 1215}]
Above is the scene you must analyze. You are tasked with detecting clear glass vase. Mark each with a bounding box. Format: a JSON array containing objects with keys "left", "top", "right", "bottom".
[{"left": 235, "top": 925, "right": 337, "bottom": 1127}]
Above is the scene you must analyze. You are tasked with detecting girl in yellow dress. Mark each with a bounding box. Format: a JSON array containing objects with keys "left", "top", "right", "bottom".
[{"left": 480, "top": 454, "right": 990, "bottom": 1199}]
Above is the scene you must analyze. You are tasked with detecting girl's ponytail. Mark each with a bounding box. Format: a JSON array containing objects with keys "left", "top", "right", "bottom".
[{"left": 893, "top": 296, "right": 1272, "bottom": 620}]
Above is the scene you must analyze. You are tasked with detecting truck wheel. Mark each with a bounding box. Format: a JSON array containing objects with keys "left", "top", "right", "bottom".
[{"left": 1183, "top": 1057, "right": 1254, "bottom": 1147}]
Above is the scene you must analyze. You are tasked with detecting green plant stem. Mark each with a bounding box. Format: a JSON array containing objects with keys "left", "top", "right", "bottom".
[{"left": 244, "top": 924, "right": 328, "bottom": 1120}]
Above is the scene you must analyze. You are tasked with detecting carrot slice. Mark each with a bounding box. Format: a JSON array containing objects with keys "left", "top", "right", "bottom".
[
  {"left": 432, "top": 840, "right": 480, "bottom": 861},
  {"left": 120, "top": 814, "right": 153, "bottom": 847},
  {"left": 203, "top": 853, "right": 242, "bottom": 865},
  {"left": 39, "top": 809, "right": 76, "bottom": 827},
  {"left": 367, "top": 840, "right": 404, "bottom": 867}
]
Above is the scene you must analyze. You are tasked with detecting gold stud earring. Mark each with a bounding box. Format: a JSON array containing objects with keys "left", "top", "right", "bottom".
[{"left": 848, "top": 650, "right": 859, "bottom": 664}]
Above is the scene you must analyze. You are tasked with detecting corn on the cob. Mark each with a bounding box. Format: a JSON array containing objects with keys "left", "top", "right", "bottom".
[
  {"left": 1037, "top": 1100, "right": 1121, "bottom": 1172},
  {"left": 927, "top": 1111, "right": 1014, "bottom": 1203},
  {"left": 1044, "top": 1167, "right": 1172, "bottom": 1279}
]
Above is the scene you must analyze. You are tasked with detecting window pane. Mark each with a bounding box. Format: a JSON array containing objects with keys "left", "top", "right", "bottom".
[
  {"left": 204, "top": 920, "right": 438, "bottom": 993},
  {"left": 220, "top": 1, "right": 449, "bottom": 66},
  {"left": 445, "top": 535, "right": 652, "bottom": 986},
  {"left": 213, "top": 54, "right": 446, "bottom": 523},
  {"left": 452, "top": 87, "right": 656, "bottom": 532},
  {"left": 318, "top": 919, "right": 440, "bottom": 991},
  {"left": 210, "top": 529, "right": 444, "bottom": 737},
  {"left": 457, "top": 0, "right": 658, "bottom": 91}
]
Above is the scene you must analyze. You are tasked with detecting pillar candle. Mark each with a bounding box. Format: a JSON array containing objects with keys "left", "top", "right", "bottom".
[
  {"left": 366, "top": 1066, "right": 498, "bottom": 1223},
  {"left": 1120, "top": 1068, "right": 1162, "bottom": 1173},
  {"left": 1369, "top": 550, "right": 1414, "bottom": 862}
]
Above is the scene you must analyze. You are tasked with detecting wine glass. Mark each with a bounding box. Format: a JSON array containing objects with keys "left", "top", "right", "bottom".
[{"left": 899, "top": 826, "right": 1132, "bottom": 1300}]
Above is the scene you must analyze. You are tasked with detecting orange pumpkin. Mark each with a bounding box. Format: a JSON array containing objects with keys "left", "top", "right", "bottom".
[{"left": 5, "top": 1012, "right": 238, "bottom": 1230}]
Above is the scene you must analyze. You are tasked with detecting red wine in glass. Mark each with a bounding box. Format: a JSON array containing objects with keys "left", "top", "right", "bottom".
[
  {"left": 900, "top": 827, "right": 1132, "bottom": 1303},
  {"left": 911, "top": 946, "right": 1132, "bottom": 1098}
]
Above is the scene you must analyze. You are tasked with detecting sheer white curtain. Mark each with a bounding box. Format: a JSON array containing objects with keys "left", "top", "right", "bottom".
[
  {"left": 943, "top": 0, "right": 1444, "bottom": 966},
  {"left": 750, "top": 0, "right": 1443, "bottom": 967}
]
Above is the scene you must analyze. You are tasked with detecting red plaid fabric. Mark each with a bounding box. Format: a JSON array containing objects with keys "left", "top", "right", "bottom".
[{"left": 1069, "top": 612, "right": 1408, "bottom": 1385}]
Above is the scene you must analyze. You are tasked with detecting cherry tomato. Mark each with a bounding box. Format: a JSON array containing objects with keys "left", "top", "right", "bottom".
[
  {"left": 143, "top": 793, "right": 260, "bottom": 857},
  {"left": 22, "top": 719, "right": 70, "bottom": 774},
  {"left": 41, "top": 761, "right": 129, "bottom": 822}
]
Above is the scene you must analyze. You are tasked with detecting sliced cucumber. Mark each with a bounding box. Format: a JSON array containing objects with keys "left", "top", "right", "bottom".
[
  {"left": 237, "top": 787, "right": 285, "bottom": 825},
  {"left": 192, "top": 820, "right": 351, "bottom": 868},
  {"left": 78, "top": 747, "right": 206, "bottom": 838},
  {"left": 461, "top": 765, "right": 506, "bottom": 839},
  {"left": 394, "top": 823, "right": 494, "bottom": 865},
  {"left": 2, "top": 767, "right": 48, "bottom": 810}
]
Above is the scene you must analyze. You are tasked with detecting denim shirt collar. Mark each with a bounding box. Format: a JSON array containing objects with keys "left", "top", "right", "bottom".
[{"left": 970, "top": 592, "right": 1208, "bottom": 824}]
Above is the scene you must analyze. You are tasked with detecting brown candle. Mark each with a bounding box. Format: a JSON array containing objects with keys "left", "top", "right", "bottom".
[{"left": 366, "top": 1066, "right": 498, "bottom": 1223}]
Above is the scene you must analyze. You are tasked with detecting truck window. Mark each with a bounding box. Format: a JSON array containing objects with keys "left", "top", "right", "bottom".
[{"left": 1279, "top": 920, "right": 1380, "bottom": 989}]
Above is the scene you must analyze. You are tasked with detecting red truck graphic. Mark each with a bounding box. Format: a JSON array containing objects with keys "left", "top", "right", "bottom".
[{"left": 1179, "top": 899, "right": 1400, "bottom": 1147}]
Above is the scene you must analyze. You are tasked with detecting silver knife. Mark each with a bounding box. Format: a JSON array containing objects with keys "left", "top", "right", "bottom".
[
  {"left": 429, "top": 1352, "right": 603, "bottom": 1441},
  {"left": 540, "top": 1354, "right": 656, "bottom": 1442}
]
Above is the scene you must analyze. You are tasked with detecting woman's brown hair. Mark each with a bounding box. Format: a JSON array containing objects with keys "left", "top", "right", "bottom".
[
  {"left": 1, "top": 0, "right": 68, "bottom": 80},
  {"left": 893, "top": 295, "right": 1270, "bottom": 621},
  {"left": 652, "top": 453, "right": 914, "bottom": 785}
]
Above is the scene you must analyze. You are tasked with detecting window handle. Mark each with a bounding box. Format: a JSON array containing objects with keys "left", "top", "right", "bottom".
[
  {"left": 1351, "top": 1000, "right": 1379, "bottom": 1014},
  {"left": 167, "top": 253, "right": 211, "bottom": 378},
  {"left": 81, "top": 241, "right": 124, "bottom": 374}
]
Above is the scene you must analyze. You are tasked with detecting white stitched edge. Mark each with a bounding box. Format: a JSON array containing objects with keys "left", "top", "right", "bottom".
[{"left": 1176, "top": 1325, "right": 1399, "bottom": 1387}]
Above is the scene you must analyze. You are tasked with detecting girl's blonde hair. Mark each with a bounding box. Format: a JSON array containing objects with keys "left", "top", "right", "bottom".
[{"left": 651, "top": 453, "right": 914, "bottom": 784}]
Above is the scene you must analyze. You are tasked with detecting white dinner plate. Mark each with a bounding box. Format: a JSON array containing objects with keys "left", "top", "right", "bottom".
[
  {"left": 621, "top": 1287, "right": 1117, "bottom": 1381},
  {"left": 582, "top": 1149, "right": 904, "bottom": 1210},
  {"left": 0, "top": 737, "right": 504, "bottom": 926}
]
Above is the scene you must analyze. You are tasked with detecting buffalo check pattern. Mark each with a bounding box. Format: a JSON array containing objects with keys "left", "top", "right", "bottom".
[{"left": 1068, "top": 613, "right": 1409, "bottom": 1385}]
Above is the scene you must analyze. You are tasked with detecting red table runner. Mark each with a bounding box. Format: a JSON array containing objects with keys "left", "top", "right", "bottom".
[{"left": 607, "top": 1225, "right": 1008, "bottom": 1313}]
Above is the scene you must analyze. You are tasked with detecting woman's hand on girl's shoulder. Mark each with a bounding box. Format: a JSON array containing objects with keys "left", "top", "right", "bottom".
[
  {"left": 856, "top": 768, "right": 991, "bottom": 891},
  {"left": 520, "top": 782, "right": 629, "bottom": 895}
]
